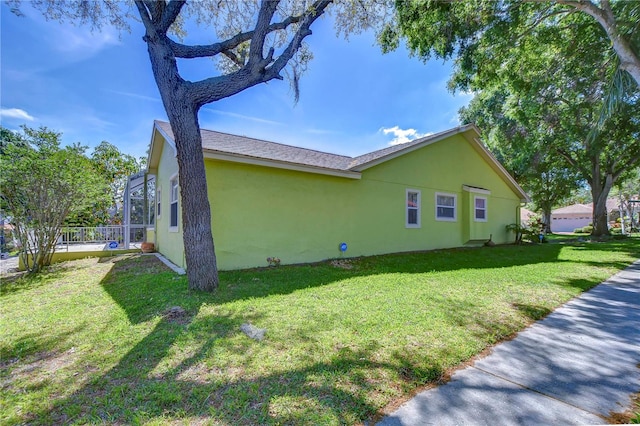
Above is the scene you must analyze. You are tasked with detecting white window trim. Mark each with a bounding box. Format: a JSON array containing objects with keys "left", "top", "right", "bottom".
[
  {"left": 169, "top": 174, "right": 179, "bottom": 233},
  {"left": 474, "top": 195, "right": 488, "bottom": 222},
  {"left": 435, "top": 192, "right": 457, "bottom": 222},
  {"left": 156, "top": 186, "right": 162, "bottom": 219},
  {"left": 406, "top": 189, "right": 421, "bottom": 228}
]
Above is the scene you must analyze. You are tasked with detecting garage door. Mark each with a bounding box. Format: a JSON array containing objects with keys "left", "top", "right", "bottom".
[{"left": 550, "top": 216, "right": 591, "bottom": 233}]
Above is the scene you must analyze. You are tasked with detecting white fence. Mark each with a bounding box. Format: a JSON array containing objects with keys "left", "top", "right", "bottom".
[{"left": 58, "top": 226, "right": 147, "bottom": 250}]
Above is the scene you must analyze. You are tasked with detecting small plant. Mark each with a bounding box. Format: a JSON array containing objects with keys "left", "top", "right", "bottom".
[
  {"left": 505, "top": 223, "right": 524, "bottom": 243},
  {"left": 266, "top": 256, "right": 281, "bottom": 267},
  {"left": 507, "top": 213, "right": 548, "bottom": 243}
]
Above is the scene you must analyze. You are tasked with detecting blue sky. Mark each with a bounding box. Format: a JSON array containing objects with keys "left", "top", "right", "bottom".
[{"left": 0, "top": 3, "right": 472, "bottom": 160}]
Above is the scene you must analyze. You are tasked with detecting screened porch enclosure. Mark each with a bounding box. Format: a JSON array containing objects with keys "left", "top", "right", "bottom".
[
  {"left": 123, "top": 171, "right": 155, "bottom": 248},
  {"left": 51, "top": 172, "right": 155, "bottom": 252}
]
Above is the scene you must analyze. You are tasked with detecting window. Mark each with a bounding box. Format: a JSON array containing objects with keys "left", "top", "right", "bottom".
[
  {"left": 474, "top": 196, "right": 487, "bottom": 222},
  {"left": 435, "top": 192, "right": 457, "bottom": 221},
  {"left": 169, "top": 176, "right": 179, "bottom": 231},
  {"left": 406, "top": 189, "right": 421, "bottom": 228},
  {"left": 156, "top": 186, "right": 161, "bottom": 218}
]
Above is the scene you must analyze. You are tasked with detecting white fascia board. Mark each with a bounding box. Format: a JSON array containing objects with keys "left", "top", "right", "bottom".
[
  {"left": 462, "top": 185, "right": 491, "bottom": 195},
  {"left": 153, "top": 122, "right": 177, "bottom": 157},
  {"left": 146, "top": 122, "right": 158, "bottom": 171},
  {"left": 148, "top": 122, "right": 177, "bottom": 171},
  {"left": 203, "top": 151, "right": 362, "bottom": 179},
  {"left": 351, "top": 124, "right": 479, "bottom": 172}
]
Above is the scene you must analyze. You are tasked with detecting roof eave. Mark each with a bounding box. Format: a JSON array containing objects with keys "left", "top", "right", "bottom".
[
  {"left": 203, "top": 150, "right": 362, "bottom": 179},
  {"left": 350, "top": 124, "right": 480, "bottom": 172},
  {"left": 463, "top": 131, "right": 530, "bottom": 203},
  {"left": 147, "top": 121, "right": 177, "bottom": 171}
]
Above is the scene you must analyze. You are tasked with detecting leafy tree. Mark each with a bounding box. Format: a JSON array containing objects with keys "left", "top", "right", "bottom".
[
  {"left": 0, "top": 126, "right": 109, "bottom": 273},
  {"left": 459, "top": 89, "right": 582, "bottom": 232},
  {"left": 383, "top": 0, "right": 640, "bottom": 236},
  {"left": 12, "top": 0, "right": 385, "bottom": 291},
  {"left": 91, "top": 141, "right": 142, "bottom": 224},
  {"left": 381, "top": 1, "right": 640, "bottom": 87},
  {"left": 611, "top": 169, "right": 640, "bottom": 231}
]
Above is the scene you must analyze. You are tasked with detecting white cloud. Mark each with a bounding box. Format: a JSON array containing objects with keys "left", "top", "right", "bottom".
[
  {"left": 0, "top": 108, "right": 35, "bottom": 121},
  {"left": 381, "top": 126, "right": 432, "bottom": 146},
  {"left": 52, "top": 25, "right": 120, "bottom": 57}
]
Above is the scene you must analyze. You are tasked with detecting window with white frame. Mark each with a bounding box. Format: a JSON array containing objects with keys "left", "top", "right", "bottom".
[
  {"left": 474, "top": 196, "right": 487, "bottom": 221},
  {"left": 169, "top": 176, "right": 179, "bottom": 230},
  {"left": 435, "top": 192, "right": 457, "bottom": 221},
  {"left": 156, "top": 186, "right": 162, "bottom": 218},
  {"left": 406, "top": 189, "right": 421, "bottom": 228}
]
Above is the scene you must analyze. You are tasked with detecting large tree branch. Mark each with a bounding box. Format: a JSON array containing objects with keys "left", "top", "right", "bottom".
[
  {"left": 552, "top": 0, "right": 640, "bottom": 85},
  {"left": 556, "top": 147, "right": 590, "bottom": 182},
  {"left": 612, "top": 152, "right": 640, "bottom": 181},
  {"left": 189, "top": 0, "right": 332, "bottom": 107},
  {"left": 248, "top": 0, "right": 280, "bottom": 67},
  {"left": 265, "top": 0, "right": 332, "bottom": 79},
  {"left": 134, "top": 1, "right": 156, "bottom": 35},
  {"left": 143, "top": 0, "right": 162, "bottom": 24},
  {"left": 159, "top": 1, "right": 185, "bottom": 33},
  {"left": 515, "top": 5, "right": 570, "bottom": 42},
  {"left": 168, "top": 14, "right": 305, "bottom": 59}
]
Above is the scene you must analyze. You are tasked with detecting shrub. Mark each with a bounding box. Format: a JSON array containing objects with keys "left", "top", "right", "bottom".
[{"left": 582, "top": 225, "right": 593, "bottom": 234}]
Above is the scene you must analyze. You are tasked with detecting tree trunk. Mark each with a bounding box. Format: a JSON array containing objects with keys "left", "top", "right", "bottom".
[
  {"left": 590, "top": 172, "right": 614, "bottom": 237},
  {"left": 145, "top": 32, "right": 218, "bottom": 292},
  {"left": 542, "top": 209, "right": 552, "bottom": 234},
  {"left": 168, "top": 106, "right": 219, "bottom": 291}
]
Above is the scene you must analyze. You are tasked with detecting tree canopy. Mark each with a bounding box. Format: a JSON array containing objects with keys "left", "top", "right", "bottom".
[
  {"left": 0, "top": 126, "right": 109, "bottom": 273},
  {"left": 381, "top": 0, "right": 640, "bottom": 88},
  {"left": 383, "top": 0, "right": 640, "bottom": 236}
]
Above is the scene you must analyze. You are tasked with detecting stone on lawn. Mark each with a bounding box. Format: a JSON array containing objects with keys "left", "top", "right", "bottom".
[{"left": 240, "top": 323, "right": 266, "bottom": 341}]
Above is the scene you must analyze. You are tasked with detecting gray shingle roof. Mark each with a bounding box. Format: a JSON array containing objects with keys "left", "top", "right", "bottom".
[
  {"left": 154, "top": 120, "right": 473, "bottom": 172},
  {"left": 152, "top": 120, "right": 529, "bottom": 201},
  {"left": 155, "top": 120, "right": 352, "bottom": 171}
]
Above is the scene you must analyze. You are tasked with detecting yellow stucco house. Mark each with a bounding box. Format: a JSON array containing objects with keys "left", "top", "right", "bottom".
[{"left": 146, "top": 120, "right": 528, "bottom": 271}]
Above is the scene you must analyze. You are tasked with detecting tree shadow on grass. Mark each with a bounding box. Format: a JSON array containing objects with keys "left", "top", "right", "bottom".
[
  {"left": 29, "top": 239, "right": 640, "bottom": 424},
  {"left": 24, "top": 254, "right": 458, "bottom": 424},
  {"left": 38, "top": 313, "right": 437, "bottom": 424}
]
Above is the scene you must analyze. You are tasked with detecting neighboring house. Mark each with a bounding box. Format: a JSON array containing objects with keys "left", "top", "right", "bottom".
[
  {"left": 584, "top": 198, "right": 622, "bottom": 221},
  {"left": 146, "top": 120, "right": 529, "bottom": 270},
  {"left": 550, "top": 204, "right": 592, "bottom": 232},
  {"left": 551, "top": 198, "right": 624, "bottom": 233}
]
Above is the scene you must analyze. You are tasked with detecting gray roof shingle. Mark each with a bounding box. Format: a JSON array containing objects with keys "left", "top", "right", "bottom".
[
  {"left": 155, "top": 120, "right": 473, "bottom": 172},
  {"left": 155, "top": 120, "right": 352, "bottom": 171}
]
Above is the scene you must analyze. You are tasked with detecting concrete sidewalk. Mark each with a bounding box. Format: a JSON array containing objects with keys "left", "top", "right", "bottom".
[{"left": 378, "top": 260, "right": 640, "bottom": 425}]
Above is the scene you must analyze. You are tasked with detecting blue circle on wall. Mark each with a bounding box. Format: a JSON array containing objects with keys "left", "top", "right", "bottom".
[
  {"left": 339, "top": 243, "right": 348, "bottom": 252},
  {"left": 108, "top": 241, "right": 119, "bottom": 249}
]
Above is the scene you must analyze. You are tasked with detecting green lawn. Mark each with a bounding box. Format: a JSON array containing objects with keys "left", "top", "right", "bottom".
[{"left": 2, "top": 239, "right": 639, "bottom": 425}]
